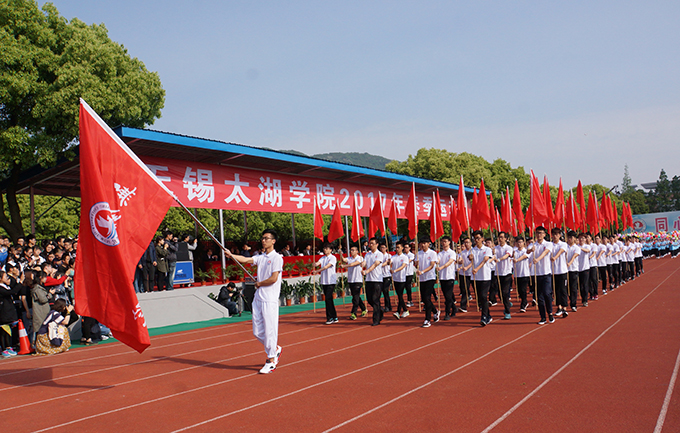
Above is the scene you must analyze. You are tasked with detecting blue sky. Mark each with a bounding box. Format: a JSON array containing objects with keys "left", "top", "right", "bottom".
[{"left": 41, "top": 1, "right": 680, "bottom": 190}]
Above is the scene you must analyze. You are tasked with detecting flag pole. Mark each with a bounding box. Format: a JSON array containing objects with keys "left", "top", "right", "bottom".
[{"left": 313, "top": 197, "right": 317, "bottom": 314}]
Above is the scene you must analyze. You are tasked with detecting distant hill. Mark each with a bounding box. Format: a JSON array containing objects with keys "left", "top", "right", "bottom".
[{"left": 276, "top": 150, "right": 393, "bottom": 170}]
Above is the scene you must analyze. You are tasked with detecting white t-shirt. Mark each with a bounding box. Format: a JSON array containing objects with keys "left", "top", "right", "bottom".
[
  {"left": 577, "top": 245, "right": 590, "bottom": 271},
  {"left": 459, "top": 248, "right": 472, "bottom": 277},
  {"left": 551, "top": 241, "right": 568, "bottom": 275},
  {"left": 471, "top": 245, "right": 493, "bottom": 281},
  {"left": 495, "top": 244, "right": 514, "bottom": 276},
  {"left": 595, "top": 243, "right": 607, "bottom": 267},
  {"left": 513, "top": 247, "right": 530, "bottom": 278},
  {"left": 605, "top": 244, "right": 614, "bottom": 265},
  {"left": 317, "top": 254, "right": 337, "bottom": 285},
  {"left": 567, "top": 244, "right": 581, "bottom": 273},
  {"left": 252, "top": 250, "right": 283, "bottom": 303},
  {"left": 364, "top": 250, "right": 384, "bottom": 282},
  {"left": 406, "top": 251, "right": 415, "bottom": 276},
  {"left": 533, "top": 240, "right": 554, "bottom": 276},
  {"left": 391, "top": 253, "right": 408, "bottom": 283},
  {"left": 625, "top": 244, "right": 635, "bottom": 262},
  {"left": 635, "top": 241, "right": 643, "bottom": 258},
  {"left": 438, "top": 248, "right": 457, "bottom": 280},
  {"left": 587, "top": 243, "right": 598, "bottom": 267},
  {"left": 611, "top": 243, "right": 621, "bottom": 263},
  {"left": 417, "top": 249, "right": 438, "bottom": 282},
  {"left": 346, "top": 255, "right": 363, "bottom": 284},
  {"left": 381, "top": 252, "right": 392, "bottom": 278}
]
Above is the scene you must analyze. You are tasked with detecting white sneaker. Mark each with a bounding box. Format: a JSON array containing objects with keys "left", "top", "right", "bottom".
[
  {"left": 401, "top": 311, "right": 410, "bottom": 318},
  {"left": 422, "top": 320, "right": 431, "bottom": 328},
  {"left": 259, "top": 361, "right": 276, "bottom": 374}
]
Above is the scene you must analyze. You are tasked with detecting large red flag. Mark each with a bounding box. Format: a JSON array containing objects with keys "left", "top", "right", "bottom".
[
  {"left": 313, "top": 196, "right": 324, "bottom": 240},
  {"left": 327, "top": 202, "right": 344, "bottom": 242},
  {"left": 612, "top": 200, "right": 619, "bottom": 230},
  {"left": 350, "top": 194, "right": 364, "bottom": 242},
  {"left": 405, "top": 183, "right": 418, "bottom": 238},
  {"left": 586, "top": 191, "right": 599, "bottom": 234},
  {"left": 430, "top": 190, "right": 445, "bottom": 241},
  {"left": 470, "top": 187, "right": 480, "bottom": 230},
  {"left": 543, "top": 175, "right": 554, "bottom": 229},
  {"left": 512, "top": 180, "right": 525, "bottom": 234},
  {"left": 565, "top": 192, "right": 576, "bottom": 232},
  {"left": 457, "top": 176, "right": 470, "bottom": 233},
  {"left": 530, "top": 170, "right": 548, "bottom": 227},
  {"left": 387, "top": 198, "right": 398, "bottom": 235},
  {"left": 449, "top": 195, "right": 462, "bottom": 241},
  {"left": 554, "top": 179, "right": 565, "bottom": 228},
  {"left": 368, "top": 193, "right": 386, "bottom": 237},
  {"left": 599, "top": 192, "right": 608, "bottom": 227},
  {"left": 488, "top": 192, "right": 497, "bottom": 231},
  {"left": 75, "top": 99, "right": 174, "bottom": 353}
]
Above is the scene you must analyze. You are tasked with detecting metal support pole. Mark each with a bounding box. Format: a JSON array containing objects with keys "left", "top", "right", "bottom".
[
  {"left": 219, "top": 209, "right": 226, "bottom": 280},
  {"left": 30, "top": 186, "right": 35, "bottom": 235}
]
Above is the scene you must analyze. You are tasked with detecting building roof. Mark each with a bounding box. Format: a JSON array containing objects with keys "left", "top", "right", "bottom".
[{"left": 3, "top": 126, "right": 476, "bottom": 200}]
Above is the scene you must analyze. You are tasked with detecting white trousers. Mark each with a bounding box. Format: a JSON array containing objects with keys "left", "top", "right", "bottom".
[{"left": 252, "top": 300, "right": 279, "bottom": 359}]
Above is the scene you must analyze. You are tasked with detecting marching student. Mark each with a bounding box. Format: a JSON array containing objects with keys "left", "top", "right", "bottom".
[
  {"left": 610, "top": 235, "right": 621, "bottom": 289},
  {"left": 604, "top": 236, "right": 615, "bottom": 291},
  {"left": 587, "top": 233, "right": 599, "bottom": 300},
  {"left": 594, "top": 234, "right": 608, "bottom": 295},
  {"left": 513, "top": 237, "right": 530, "bottom": 312},
  {"left": 457, "top": 237, "right": 473, "bottom": 313},
  {"left": 416, "top": 238, "right": 439, "bottom": 328},
  {"left": 315, "top": 243, "right": 339, "bottom": 325},
  {"left": 404, "top": 242, "right": 415, "bottom": 307},
  {"left": 487, "top": 238, "right": 499, "bottom": 306},
  {"left": 470, "top": 230, "right": 493, "bottom": 326},
  {"left": 391, "top": 241, "right": 410, "bottom": 319},
  {"left": 532, "top": 226, "right": 555, "bottom": 325},
  {"left": 362, "top": 237, "right": 384, "bottom": 326},
  {"left": 379, "top": 243, "right": 393, "bottom": 312},
  {"left": 577, "top": 233, "right": 591, "bottom": 307},
  {"left": 226, "top": 229, "right": 283, "bottom": 374},
  {"left": 494, "top": 232, "right": 514, "bottom": 320},
  {"left": 565, "top": 231, "right": 581, "bottom": 312},
  {"left": 550, "top": 228, "right": 569, "bottom": 318},
  {"left": 615, "top": 235, "right": 625, "bottom": 284},
  {"left": 634, "top": 236, "right": 644, "bottom": 276},
  {"left": 341, "top": 245, "right": 367, "bottom": 320},
  {"left": 437, "top": 236, "right": 457, "bottom": 320},
  {"left": 624, "top": 237, "right": 636, "bottom": 281},
  {"left": 526, "top": 236, "right": 537, "bottom": 306}
]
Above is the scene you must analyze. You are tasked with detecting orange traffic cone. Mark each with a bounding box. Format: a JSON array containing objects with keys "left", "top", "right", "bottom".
[{"left": 17, "top": 319, "right": 33, "bottom": 355}]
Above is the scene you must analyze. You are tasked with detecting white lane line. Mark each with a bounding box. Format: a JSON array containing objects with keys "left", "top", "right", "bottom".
[
  {"left": 32, "top": 326, "right": 420, "bottom": 432},
  {"left": 481, "top": 264, "right": 679, "bottom": 433},
  {"left": 3, "top": 326, "right": 365, "bottom": 414},
  {"left": 654, "top": 344, "right": 680, "bottom": 433},
  {"left": 171, "top": 327, "right": 484, "bottom": 433}
]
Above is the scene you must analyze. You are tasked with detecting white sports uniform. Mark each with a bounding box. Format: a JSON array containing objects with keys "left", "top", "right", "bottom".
[{"left": 252, "top": 250, "right": 283, "bottom": 359}]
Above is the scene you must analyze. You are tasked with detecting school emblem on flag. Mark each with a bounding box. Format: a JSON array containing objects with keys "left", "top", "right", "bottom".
[{"left": 90, "top": 202, "right": 121, "bottom": 246}]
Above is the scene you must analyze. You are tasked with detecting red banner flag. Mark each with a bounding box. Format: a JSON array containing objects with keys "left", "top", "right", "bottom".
[
  {"left": 554, "top": 178, "right": 565, "bottom": 228},
  {"left": 368, "top": 193, "right": 386, "bottom": 237},
  {"left": 586, "top": 191, "right": 599, "bottom": 234},
  {"left": 327, "top": 202, "right": 344, "bottom": 242},
  {"left": 457, "top": 176, "right": 470, "bottom": 233},
  {"left": 512, "top": 179, "right": 525, "bottom": 234},
  {"left": 314, "top": 196, "right": 324, "bottom": 240},
  {"left": 470, "top": 187, "right": 480, "bottom": 230},
  {"left": 543, "top": 175, "right": 554, "bottom": 229},
  {"left": 576, "top": 180, "right": 586, "bottom": 231},
  {"left": 478, "top": 178, "right": 491, "bottom": 228},
  {"left": 530, "top": 170, "right": 548, "bottom": 227},
  {"left": 612, "top": 199, "right": 619, "bottom": 230},
  {"left": 430, "top": 190, "right": 445, "bottom": 241},
  {"left": 405, "top": 183, "right": 418, "bottom": 238},
  {"left": 350, "top": 194, "right": 364, "bottom": 242},
  {"left": 387, "top": 198, "right": 398, "bottom": 235},
  {"left": 75, "top": 100, "right": 174, "bottom": 353},
  {"left": 450, "top": 195, "right": 462, "bottom": 241},
  {"left": 489, "top": 192, "right": 497, "bottom": 231}
]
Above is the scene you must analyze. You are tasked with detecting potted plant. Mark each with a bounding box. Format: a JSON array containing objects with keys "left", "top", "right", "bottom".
[
  {"left": 283, "top": 262, "right": 296, "bottom": 278},
  {"left": 294, "top": 279, "right": 314, "bottom": 304},
  {"left": 195, "top": 269, "right": 209, "bottom": 286},
  {"left": 281, "top": 280, "right": 295, "bottom": 306},
  {"left": 206, "top": 268, "right": 219, "bottom": 285}
]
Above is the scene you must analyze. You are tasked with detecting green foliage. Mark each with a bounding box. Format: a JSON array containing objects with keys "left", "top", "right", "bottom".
[
  {"left": 385, "top": 148, "right": 531, "bottom": 208},
  {"left": 0, "top": 194, "right": 80, "bottom": 239},
  {"left": 293, "top": 278, "right": 315, "bottom": 298},
  {"left": 645, "top": 169, "right": 680, "bottom": 213},
  {"left": 313, "top": 152, "right": 391, "bottom": 170},
  {"left": 280, "top": 280, "right": 295, "bottom": 299},
  {"left": 621, "top": 164, "right": 634, "bottom": 194},
  {"left": 0, "top": 0, "right": 165, "bottom": 240}
]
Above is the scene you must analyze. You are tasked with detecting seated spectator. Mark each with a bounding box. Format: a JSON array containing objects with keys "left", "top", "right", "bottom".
[
  {"left": 303, "top": 245, "right": 312, "bottom": 255},
  {"left": 281, "top": 245, "right": 292, "bottom": 256},
  {"left": 21, "top": 270, "right": 35, "bottom": 344},
  {"left": 217, "top": 282, "right": 240, "bottom": 316},
  {"left": 35, "top": 299, "right": 74, "bottom": 355},
  {"left": 0, "top": 270, "right": 21, "bottom": 357},
  {"left": 206, "top": 249, "right": 218, "bottom": 261},
  {"left": 240, "top": 244, "right": 251, "bottom": 257},
  {"left": 31, "top": 271, "right": 55, "bottom": 342}
]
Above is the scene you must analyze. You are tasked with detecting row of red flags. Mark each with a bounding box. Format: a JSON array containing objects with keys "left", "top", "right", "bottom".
[
  {"left": 314, "top": 170, "right": 635, "bottom": 243},
  {"left": 76, "top": 100, "right": 636, "bottom": 354}
]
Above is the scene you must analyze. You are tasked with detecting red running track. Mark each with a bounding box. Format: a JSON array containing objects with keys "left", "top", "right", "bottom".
[{"left": 2, "top": 257, "right": 679, "bottom": 433}]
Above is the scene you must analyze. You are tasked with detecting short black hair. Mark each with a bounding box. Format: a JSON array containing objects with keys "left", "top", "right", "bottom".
[
  {"left": 441, "top": 236, "right": 451, "bottom": 242},
  {"left": 567, "top": 230, "right": 578, "bottom": 238},
  {"left": 471, "top": 230, "right": 483, "bottom": 239},
  {"left": 535, "top": 226, "right": 547, "bottom": 233},
  {"left": 498, "top": 231, "right": 508, "bottom": 238},
  {"left": 550, "top": 227, "right": 562, "bottom": 235},
  {"left": 262, "top": 228, "right": 278, "bottom": 241},
  {"left": 321, "top": 242, "right": 332, "bottom": 250}
]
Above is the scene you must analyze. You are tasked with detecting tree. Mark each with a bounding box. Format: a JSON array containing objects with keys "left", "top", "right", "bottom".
[
  {"left": 646, "top": 169, "right": 673, "bottom": 213},
  {"left": 621, "top": 164, "right": 634, "bottom": 194},
  {"left": 0, "top": 1, "right": 165, "bottom": 241},
  {"left": 385, "top": 148, "right": 531, "bottom": 209}
]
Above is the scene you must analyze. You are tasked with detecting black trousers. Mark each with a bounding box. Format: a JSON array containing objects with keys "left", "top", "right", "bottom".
[
  {"left": 589, "top": 267, "right": 599, "bottom": 297},
  {"left": 458, "top": 274, "right": 470, "bottom": 310},
  {"left": 365, "top": 281, "right": 383, "bottom": 325},
  {"left": 322, "top": 284, "right": 337, "bottom": 320},
  {"left": 536, "top": 274, "right": 553, "bottom": 321},
  {"left": 568, "top": 271, "right": 579, "bottom": 308},
  {"left": 155, "top": 270, "right": 167, "bottom": 291},
  {"left": 578, "top": 270, "right": 590, "bottom": 304},
  {"left": 635, "top": 257, "right": 643, "bottom": 275},
  {"left": 475, "top": 279, "right": 491, "bottom": 322},
  {"left": 498, "top": 274, "right": 512, "bottom": 314},
  {"left": 441, "top": 279, "right": 456, "bottom": 316},
  {"left": 348, "top": 282, "right": 365, "bottom": 314},
  {"left": 394, "top": 281, "right": 408, "bottom": 314},
  {"left": 420, "top": 279, "right": 438, "bottom": 321},
  {"left": 516, "top": 276, "right": 529, "bottom": 310},
  {"left": 142, "top": 261, "right": 155, "bottom": 293},
  {"left": 382, "top": 277, "right": 393, "bottom": 310},
  {"left": 599, "top": 266, "right": 608, "bottom": 293},
  {"left": 405, "top": 275, "right": 414, "bottom": 302},
  {"left": 489, "top": 271, "right": 499, "bottom": 304},
  {"left": 612, "top": 263, "right": 620, "bottom": 287},
  {"left": 606, "top": 264, "right": 614, "bottom": 290},
  {"left": 553, "top": 273, "right": 568, "bottom": 308}
]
